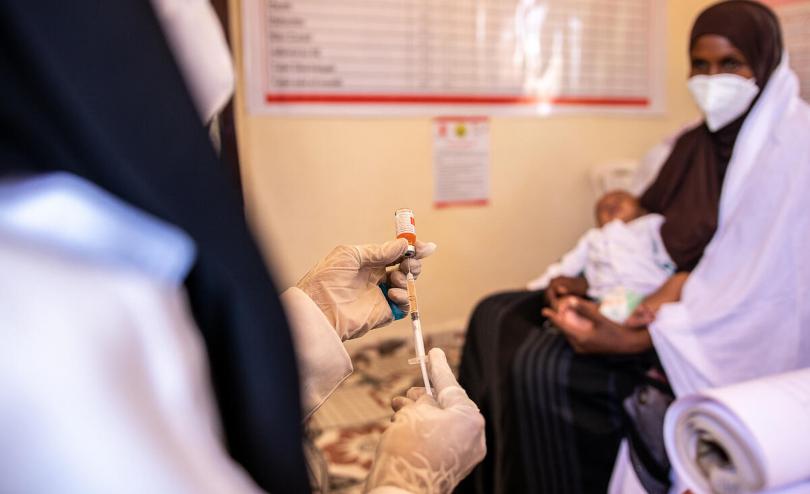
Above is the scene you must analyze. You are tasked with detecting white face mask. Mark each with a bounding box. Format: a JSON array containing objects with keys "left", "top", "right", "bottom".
[
  {"left": 687, "top": 74, "right": 759, "bottom": 132},
  {"left": 151, "top": 0, "right": 235, "bottom": 123}
]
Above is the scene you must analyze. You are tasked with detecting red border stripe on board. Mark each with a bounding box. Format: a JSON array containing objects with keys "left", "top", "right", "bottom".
[
  {"left": 265, "top": 93, "right": 650, "bottom": 107},
  {"left": 434, "top": 115, "right": 490, "bottom": 122},
  {"left": 434, "top": 199, "right": 489, "bottom": 208}
]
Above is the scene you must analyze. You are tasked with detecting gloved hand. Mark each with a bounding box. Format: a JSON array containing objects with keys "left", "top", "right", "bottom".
[
  {"left": 365, "top": 348, "right": 486, "bottom": 494},
  {"left": 296, "top": 238, "right": 437, "bottom": 341}
]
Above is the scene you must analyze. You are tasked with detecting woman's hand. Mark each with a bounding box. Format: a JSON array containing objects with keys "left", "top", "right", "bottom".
[
  {"left": 625, "top": 302, "right": 657, "bottom": 328},
  {"left": 625, "top": 271, "right": 691, "bottom": 328},
  {"left": 545, "top": 275, "right": 589, "bottom": 310},
  {"left": 542, "top": 296, "right": 653, "bottom": 354}
]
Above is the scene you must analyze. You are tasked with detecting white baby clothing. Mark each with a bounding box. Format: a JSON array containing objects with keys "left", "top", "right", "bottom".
[{"left": 527, "top": 214, "right": 676, "bottom": 302}]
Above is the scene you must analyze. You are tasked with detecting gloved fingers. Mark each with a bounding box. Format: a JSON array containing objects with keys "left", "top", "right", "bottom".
[
  {"left": 383, "top": 271, "right": 409, "bottom": 314},
  {"left": 427, "top": 348, "right": 478, "bottom": 410},
  {"left": 356, "top": 239, "right": 409, "bottom": 268},
  {"left": 406, "top": 386, "right": 427, "bottom": 401},
  {"left": 392, "top": 385, "right": 432, "bottom": 412},
  {"left": 391, "top": 396, "right": 413, "bottom": 412},
  {"left": 387, "top": 287, "right": 409, "bottom": 309},
  {"left": 397, "top": 241, "right": 437, "bottom": 278},
  {"left": 399, "top": 257, "right": 422, "bottom": 278},
  {"left": 389, "top": 270, "right": 407, "bottom": 289},
  {"left": 437, "top": 387, "right": 479, "bottom": 413},
  {"left": 426, "top": 348, "right": 458, "bottom": 392},
  {"left": 415, "top": 393, "right": 439, "bottom": 406},
  {"left": 414, "top": 240, "right": 438, "bottom": 260}
]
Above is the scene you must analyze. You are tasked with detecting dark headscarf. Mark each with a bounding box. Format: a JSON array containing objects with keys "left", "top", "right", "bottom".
[
  {"left": 690, "top": 0, "right": 783, "bottom": 89},
  {"left": 0, "top": 1, "right": 308, "bottom": 492},
  {"left": 640, "top": 0, "right": 783, "bottom": 271}
]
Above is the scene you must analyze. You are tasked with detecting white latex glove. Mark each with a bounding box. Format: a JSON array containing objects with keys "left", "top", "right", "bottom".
[
  {"left": 296, "top": 239, "right": 437, "bottom": 341},
  {"left": 365, "top": 348, "right": 486, "bottom": 494}
]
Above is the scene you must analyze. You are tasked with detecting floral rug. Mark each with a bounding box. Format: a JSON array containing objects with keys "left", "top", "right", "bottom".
[{"left": 307, "top": 331, "right": 465, "bottom": 493}]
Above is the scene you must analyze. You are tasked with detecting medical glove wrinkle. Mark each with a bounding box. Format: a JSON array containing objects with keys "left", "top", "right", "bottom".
[
  {"left": 365, "top": 348, "right": 486, "bottom": 494},
  {"left": 296, "top": 239, "right": 436, "bottom": 341}
]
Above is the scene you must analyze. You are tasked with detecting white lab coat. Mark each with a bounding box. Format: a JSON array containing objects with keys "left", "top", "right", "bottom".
[{"left": 0, "top": 174, "right": 405, "bottom": 494}]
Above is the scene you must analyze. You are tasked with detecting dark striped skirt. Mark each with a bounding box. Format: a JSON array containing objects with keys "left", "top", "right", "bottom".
[{"left": 455, "top": 290, "right": 655, "bottom": 494}]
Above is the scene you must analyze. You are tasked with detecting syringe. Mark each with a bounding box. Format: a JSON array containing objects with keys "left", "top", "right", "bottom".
[{"left": 406, "top": 271, "right": 433, "bottom": 397}]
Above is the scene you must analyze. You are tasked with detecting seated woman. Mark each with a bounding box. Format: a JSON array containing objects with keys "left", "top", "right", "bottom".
[{"left": 456, "top": 2, "right": 809, "bottom": 493}]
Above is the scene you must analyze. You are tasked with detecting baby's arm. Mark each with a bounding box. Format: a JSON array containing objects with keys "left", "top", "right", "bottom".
[
  {"left": 625, "top": 272, "right": 689, "bottom": 327},
  {"left": 527, "top": 230, "right": 594, "bottom": 291},
  {"left": 645, "top": 272, "right": 689, "bottom": 310}
]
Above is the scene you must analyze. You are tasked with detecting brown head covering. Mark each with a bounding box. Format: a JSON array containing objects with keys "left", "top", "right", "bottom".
[
  {"left": 640, "top": 0, "right": 782, "bottom": 271},
  {"left": 689, "top": 0, "right": 782, "bottom": 88}
]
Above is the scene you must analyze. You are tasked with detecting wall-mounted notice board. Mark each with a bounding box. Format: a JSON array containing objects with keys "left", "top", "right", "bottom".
[{"left": 242, "top": 0, "right": 667, "bottom": 116}]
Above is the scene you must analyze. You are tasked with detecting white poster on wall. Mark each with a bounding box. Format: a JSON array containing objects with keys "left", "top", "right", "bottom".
[
  {"left": 432, "top": 117, "right": 490, "bottom": 208},
  {"left": 241, "top": 0, "right": 667, "bottom": 116}
]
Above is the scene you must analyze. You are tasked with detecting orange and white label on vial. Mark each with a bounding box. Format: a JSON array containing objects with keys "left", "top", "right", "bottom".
[{"left": 394, "top": 209, "right": 416, "bottom": 237}]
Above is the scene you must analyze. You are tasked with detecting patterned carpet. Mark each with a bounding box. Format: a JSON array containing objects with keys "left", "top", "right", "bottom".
[{"left": 306, "top": 330, "right": 465, "bottom": 493}]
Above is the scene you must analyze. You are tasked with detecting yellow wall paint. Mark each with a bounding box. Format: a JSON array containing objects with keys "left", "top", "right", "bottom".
[{"left": 229, "top": 0, "right": 716, "bottom": 338}]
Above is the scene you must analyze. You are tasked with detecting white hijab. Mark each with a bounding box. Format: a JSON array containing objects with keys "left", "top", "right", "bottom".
[
  {"left": 150, "top": 0, "right": 235, "bottom": 123},
  {"left": 650, "top": 55, "right": 810, "bottom": 396}
]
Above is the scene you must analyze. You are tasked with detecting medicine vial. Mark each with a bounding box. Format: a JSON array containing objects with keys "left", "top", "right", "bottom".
[{"left": 394, "top": 208, "right": 417, "bottom": 257}]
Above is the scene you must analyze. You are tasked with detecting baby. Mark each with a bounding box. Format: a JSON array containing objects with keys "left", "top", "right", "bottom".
[{"left": 527, "top": 190, "right": 675, "bottom": 323}]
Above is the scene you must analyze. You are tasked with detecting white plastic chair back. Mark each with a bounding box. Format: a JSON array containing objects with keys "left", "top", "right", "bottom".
[{"left": 589, "top": 160, "right": 639, "bottom": 197}]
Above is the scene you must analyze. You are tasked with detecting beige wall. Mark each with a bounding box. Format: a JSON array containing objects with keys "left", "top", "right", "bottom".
[{"left": 229, "top": 0, "right": 715, "bottom": 340}]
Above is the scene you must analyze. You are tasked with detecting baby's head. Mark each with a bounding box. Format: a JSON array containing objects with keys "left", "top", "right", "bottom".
[{"left": 595, "top": 190, "right": 643, "bottom": 227}]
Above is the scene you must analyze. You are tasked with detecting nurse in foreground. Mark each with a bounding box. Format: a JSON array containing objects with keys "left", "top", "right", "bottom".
[{"left": 0, "top": 1, "right": 485, "bottom": 493}]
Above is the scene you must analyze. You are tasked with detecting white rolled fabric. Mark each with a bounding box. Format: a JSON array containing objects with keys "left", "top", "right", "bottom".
[{"left": 664, "top": 368, "right": 810, "bottom": 494}]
